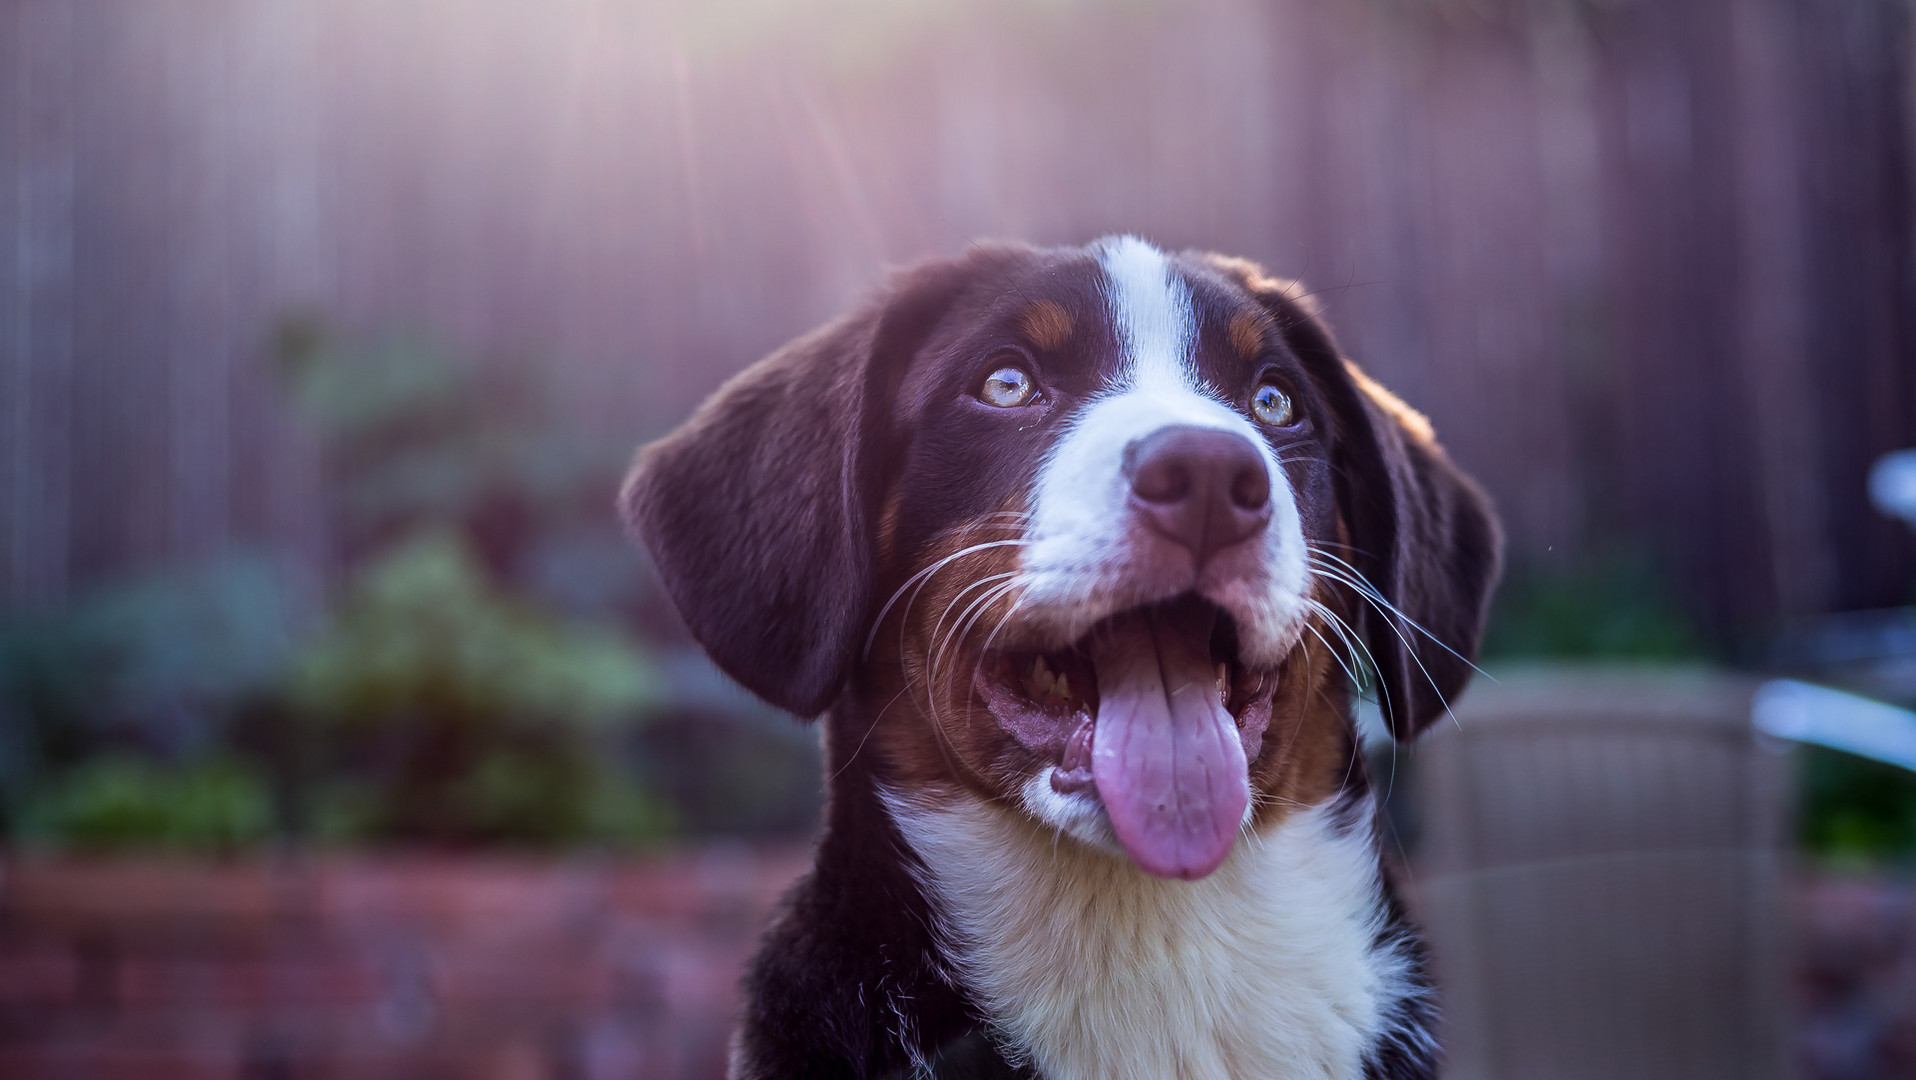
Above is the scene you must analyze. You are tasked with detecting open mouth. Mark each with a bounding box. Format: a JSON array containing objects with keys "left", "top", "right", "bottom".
[{"left": 975, "top": 594, "right": 1279, "bottom": 879}]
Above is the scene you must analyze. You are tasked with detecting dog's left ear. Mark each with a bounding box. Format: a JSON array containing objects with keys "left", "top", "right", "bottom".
[
  {"left": 1206, "top": 256, "right": 1504, "bottom": 738},
  {"left": 621, "top": 254, "right": 988, "bottom": 718}
]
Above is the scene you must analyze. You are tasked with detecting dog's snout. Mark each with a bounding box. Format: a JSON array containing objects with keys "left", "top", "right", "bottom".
[{"left": 1123, "top": 426, "right": 1273, "bottom": 566}]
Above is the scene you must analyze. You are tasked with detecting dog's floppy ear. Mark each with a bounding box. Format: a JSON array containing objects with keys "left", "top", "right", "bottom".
[
  {"left": 621, "top": 258, "right": 980, "bottom": 717},
  {"left": 1321, "top": 357, "right": 1502, "bottom": 737},
  {"left": 1208, "top": 256, "right": 1503, "bottom": 738}
]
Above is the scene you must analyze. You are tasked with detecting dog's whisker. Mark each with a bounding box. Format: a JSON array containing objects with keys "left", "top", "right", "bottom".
[
  {"left": 1302, "top": 612, "right": 1394, "bottom": 773},
  {"left": 956, "top": 585, "right": 1036, "bottom": 731},
  {"left": 956, "top": 583, "right": 1033, "bottom": 724},
  {"left": 913, "top": 579, "right": 1014, "bottom": 781},
  {"left": 1302, "top": 576, "right": 1410, "bottom": 736},
  {"left": 866, "top": 539, "right": 1031, "bottom": 658},
  {"left": 965, "top": 585, "right": 1042, "bottom": 731},
  {"left": 1298, "top": 599, "right": 1367, "bottom": 691},
  {"left": 931, "top": 586, "right": 1023, "bottom": 736},
  {"left": 927, "top": 575, "right": 1020, "bottom": 684},
  {"left": 927, "top": 572, "right": 1020, "bottom": 660},
  {"left": 974, "top": 587, "right": 1032, "bottom": 675},
  {"left": 1300, "top": 594, "right": 1402, "bottom": 734},
  {"left": 1304, "top": 560, "right": 1467, "bottom": 731},
  {"left": 1298, "top": 603, "right": 1399, "bottom": 792},
  {"left": 915, "top": 570, "right": 1020, "bottom": 726},
  {"left": 933, "top": 577, "right": 1024, "bottom": 716},
  {"left": 944, "top": 580, "right": 1021, "bottom": 674},
  {"left": 1305, "top": 548, "right": 1492, "bottom": 681},
  {"left": 829, "top": 684, "right": 914, "bottom": 785}
]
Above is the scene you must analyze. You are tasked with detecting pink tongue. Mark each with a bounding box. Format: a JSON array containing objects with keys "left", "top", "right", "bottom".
[{"left": 1088, "top": 601, "right": 1249, "bottom": 880}]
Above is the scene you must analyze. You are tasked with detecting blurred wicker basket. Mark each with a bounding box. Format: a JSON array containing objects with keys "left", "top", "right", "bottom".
[{"left": 1412, "top": 666, "right": 1793, "bottom": 1080}]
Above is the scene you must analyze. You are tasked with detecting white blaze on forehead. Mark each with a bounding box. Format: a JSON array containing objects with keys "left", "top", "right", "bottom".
[
  {"left": 1096, "top": 235, "right": 1196, "bottom": 392},
  {"left": 1016, "top": 236, "right": 1311, "bottom": 663}
]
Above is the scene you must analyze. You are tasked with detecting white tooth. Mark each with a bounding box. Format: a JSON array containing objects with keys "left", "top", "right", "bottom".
[{"left": 1056, "top": 674, "right": 1071, "bottom": 701}]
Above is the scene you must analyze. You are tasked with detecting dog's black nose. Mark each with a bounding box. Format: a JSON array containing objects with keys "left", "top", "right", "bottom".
[{"left": 1124, "top": 426, "right": 1273, "bottom": 567}]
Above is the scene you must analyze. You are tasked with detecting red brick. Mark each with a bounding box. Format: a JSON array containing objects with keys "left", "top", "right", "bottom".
[{"left": 0, "top": 849, "right": 805, "bottom": 1080}]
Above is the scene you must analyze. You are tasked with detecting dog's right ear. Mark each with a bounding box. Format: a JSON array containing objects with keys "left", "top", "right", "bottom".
[{"left": 620, "top": 257, "right": 984, "bottom": 718}]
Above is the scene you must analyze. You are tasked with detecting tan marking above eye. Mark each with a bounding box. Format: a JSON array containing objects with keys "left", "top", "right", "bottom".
[
  {"left": 1229, "top": 311, "right": 1272, "bottom": 360},
  {"left": 1020, "top": 301, "right": 1073, "bottom": 351}
]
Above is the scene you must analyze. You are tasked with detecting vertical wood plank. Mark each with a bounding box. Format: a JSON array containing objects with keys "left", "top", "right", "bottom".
[
  {"left": 2, "top": 0, "right": 75, "bottom": 608},
  {"left": 0, "top": 0, "right": 1907, "bottom": 624}
]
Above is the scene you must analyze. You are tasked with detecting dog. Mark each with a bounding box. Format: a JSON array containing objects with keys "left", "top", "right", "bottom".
[{"left": 622, "top": 236, "right": 1501, "bottom": 1079}]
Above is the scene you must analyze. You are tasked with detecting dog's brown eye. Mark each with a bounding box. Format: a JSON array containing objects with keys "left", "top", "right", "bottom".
[
  {"left": 979, "top": 366, "right": 1037, "bottom": 408},
  {"left": 1251, "top": 381, "right": 1296, "bottom": 427}
]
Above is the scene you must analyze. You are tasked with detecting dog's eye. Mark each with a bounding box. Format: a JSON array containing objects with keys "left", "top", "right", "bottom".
[
  {"left": 979, "top": 366, "right": 1038, "bottom": 408},
  {"left": 1251, "top": 380, "right": 1296, "bottom": 427}
]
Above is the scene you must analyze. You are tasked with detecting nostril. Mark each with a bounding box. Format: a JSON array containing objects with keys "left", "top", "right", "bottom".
[
  {"left": 1231, "top": 466, "right": 1270, "bottom": 511},
  {"left": 1132, "top": 459, "right": 1191, "bottom": 504}
]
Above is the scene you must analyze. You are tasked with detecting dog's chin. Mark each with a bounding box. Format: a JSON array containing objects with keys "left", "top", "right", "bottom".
[
  {"left": 1011, "top": 754, "right": 1266, "bottom": 876},
  {"left": 974, "top": 593, "right": 1283, "bottom": 878},
  {"left": 1019, "top": 769, "right": 1128, "bottom": 855}
]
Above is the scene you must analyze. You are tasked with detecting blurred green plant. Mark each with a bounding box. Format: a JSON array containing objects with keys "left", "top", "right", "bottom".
[
  {"left": 14, "top": 756, "right": 273, "bottom": 853},
  {"left": 1481, "top": 552, "right": 1708, "bottom": 662},
  {"left": 284, "top": 531, "right": 668, "bottom": 847},
  {"left": 290, "top": 532, "right": 652, "bottom": 728},
  {"left": 1, "top": 320, "right": 715, "bottom": 852},
  {"left": 0, "top": 554, "right": 305, "bottom": 833},
  {"left": 265, "top": 318, "right": 818, "bottom": 843},
  {"left": 270, "top": 319, "right": 673, "bottom": 848},
  {"left": 1798, "top": 745, "right": 1916, "bottom": 865}
]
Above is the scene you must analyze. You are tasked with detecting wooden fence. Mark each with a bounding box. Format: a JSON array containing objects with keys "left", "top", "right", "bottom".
[{"left": 2, "top": 0, "right": 1912, "bottom": 631}]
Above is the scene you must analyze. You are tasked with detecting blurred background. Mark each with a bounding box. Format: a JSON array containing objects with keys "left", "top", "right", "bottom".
[{"left": 0, "top": 0, "right": 1912, "bottom": 1076}]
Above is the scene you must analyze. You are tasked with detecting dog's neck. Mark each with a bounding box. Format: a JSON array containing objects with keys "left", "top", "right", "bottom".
[{"left": 881, "top": 782, "right": 1427, "bottom": 1080}]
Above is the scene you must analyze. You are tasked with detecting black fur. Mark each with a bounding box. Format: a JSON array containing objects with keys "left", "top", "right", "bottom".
[
  {"left": 620, "top": 249, "right": 1017, "bottom": 717},
  {"left": 732, "top": 683, "right": 1033, "bottom": 1078}
]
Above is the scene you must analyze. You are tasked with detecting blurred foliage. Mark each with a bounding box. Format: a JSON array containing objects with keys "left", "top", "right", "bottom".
[
  {"left": 1481, "top": 552, "right": 1709, "bottom": 662},
  {"left": 283, "top": 531, "right": 668, "bottom": 847},
  {"left": 1799, "top": 745, "right": 1916, "bottom": 865},
  {"left": 289, "top": 533, "right": 652, "bottom": 730},
  {"left": 3, "top": 319, "right": 823, "bottom": 853},
  {"left": 14, "top": 756, "right": 273, "bottom": 854},
  {"left": 0, "top": 554, "right": 305, "bottom": 809}
]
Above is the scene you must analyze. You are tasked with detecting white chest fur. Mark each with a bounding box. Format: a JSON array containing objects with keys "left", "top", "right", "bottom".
[{"left": 886, "top": 793, "right": 1420, "bottom": 1080}]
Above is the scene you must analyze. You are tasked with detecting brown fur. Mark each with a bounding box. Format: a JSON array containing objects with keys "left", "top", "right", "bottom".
[
  {"left": 1230, "top": 309, "right": 1273, "bottom": 360},
  {"left": 1019, "top": 299, "right": 1074, "bottom": 351},
  {"left": 867, "top": 507, "right": 1033, "bottom": 801}
]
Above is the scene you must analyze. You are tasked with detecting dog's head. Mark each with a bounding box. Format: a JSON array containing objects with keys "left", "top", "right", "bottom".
[{"left": 624, "top": 237, "right": 1500, "bottom": 880}]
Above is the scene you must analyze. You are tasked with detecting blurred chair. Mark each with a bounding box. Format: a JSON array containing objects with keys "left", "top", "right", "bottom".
[{"left": 1412, "top": 667, "right": 1793, "bottom": 1080}]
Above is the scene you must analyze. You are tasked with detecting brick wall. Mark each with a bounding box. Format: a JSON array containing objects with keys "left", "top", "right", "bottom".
[
  {"left": 5, "top": 851, "right": 1914, "bottom": 1078},
  {"left": 0, "top": 849, "right": 807, "bottom": 1080}
]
